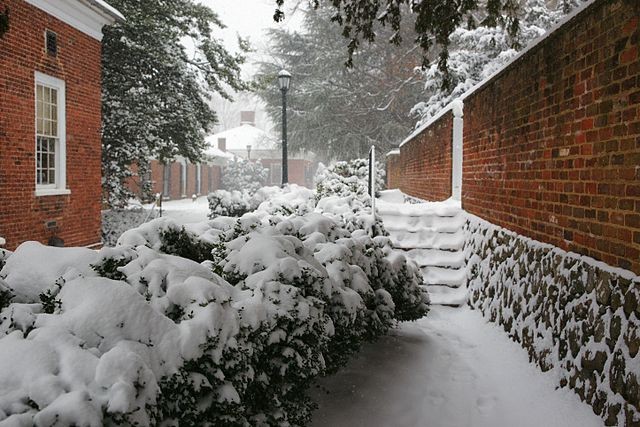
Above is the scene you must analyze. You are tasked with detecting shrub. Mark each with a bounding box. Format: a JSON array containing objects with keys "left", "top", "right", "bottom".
[
  {"left": 0, "top": 185, "right": 427, "bottom": 426},
  {"left": 222, "top": 159, "right": 269, "bottom": 193}
]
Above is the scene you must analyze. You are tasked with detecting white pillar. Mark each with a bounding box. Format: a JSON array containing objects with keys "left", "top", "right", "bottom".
[{"left": 451, "top": 99, "right": 464, "bottom": 202}]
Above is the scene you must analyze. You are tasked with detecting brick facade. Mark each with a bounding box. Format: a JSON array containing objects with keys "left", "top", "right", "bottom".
[
  {"left": 396, "top": 113, "right": 453, "bottom": 201},
  {"left": 0, "top": 0, "right": 105, "bottom": 249},
  {"left": 259, "top": 158, "right": 314, "bottom": 187},
  {"left": 387, "top": 0, "right": 640, "bottom": 274},
  {"left": 130, "top": 160, "right": 223, "bottom": 201},
  {"left": 386, "top": 151, "right": 401, "bottom": 189}
]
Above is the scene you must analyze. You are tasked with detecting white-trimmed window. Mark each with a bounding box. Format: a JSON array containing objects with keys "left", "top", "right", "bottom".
[{"left": 35, "top": 72, "right": 68, "bottom": 196}]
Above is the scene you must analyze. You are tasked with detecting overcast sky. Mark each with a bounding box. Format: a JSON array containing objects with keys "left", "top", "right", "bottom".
[
  {"left": 201, "top": 0, "right": 304, "bottom": 73},
  {"left": 195, "top": 0, "right": 305, "bottom": 133}
]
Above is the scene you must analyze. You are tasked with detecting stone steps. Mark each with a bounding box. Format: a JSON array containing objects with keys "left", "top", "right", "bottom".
[{"left": 378, "top": 191, "right": 467, "bottom": 307}]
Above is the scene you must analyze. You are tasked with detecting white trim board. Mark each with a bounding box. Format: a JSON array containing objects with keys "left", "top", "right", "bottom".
[
  {"left": 26, "top": 0, "right": 123, "bottom": 40},
  {"left": 34, "top": 71, "right": 68, "bottom": 197}
]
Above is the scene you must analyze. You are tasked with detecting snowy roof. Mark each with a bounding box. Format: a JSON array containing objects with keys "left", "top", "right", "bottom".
[
  {"left": 400, "top": 0, "right": 598, "bottom": 148},
  {"left": 206, "top": 124, "right": 278, "bottom": 151},
  {"left": 205, "top": 146, "right": 235, "bottom": 159},
  {"left": 84, "top": 0, "right": 125, "bottom": 22}
]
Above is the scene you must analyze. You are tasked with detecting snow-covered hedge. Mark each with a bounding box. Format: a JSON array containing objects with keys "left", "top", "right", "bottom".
[
  {"left": 208, "top": 185, "right": 316, "bottom": 219},
  {"left": 465, "top": 215, "right": 640, "bottom": 426},
  {"left": 222, "top": 159, "right": 269, "bottom": 193},
  {"left": 102, "top": 206, "right": 157, "bottom": 246},
  {"left": 315, "top": 159, "right": 385, "bottom": 202},
  {"left": 0, "top": 205, "right": 427, "bottom": 425}
]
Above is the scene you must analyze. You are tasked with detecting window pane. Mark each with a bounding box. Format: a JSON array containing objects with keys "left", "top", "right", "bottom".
[
  {"left": 37, "top": 85, "right": 43, "bottom": 103},
  {"left": 51, "top": 104, "right": 57, "bottom": 121},
  {"left": 37, "top": 118, "right": 44, "bottom": 134},
  {"left": 36, "top": 100, "right": 43, "bottom": 121},
  {"left": 44, "top": 120, "right": 51, "bottom": 136},
  {"left": 50, "top": 88, "right": 57, "bottom": 105}
]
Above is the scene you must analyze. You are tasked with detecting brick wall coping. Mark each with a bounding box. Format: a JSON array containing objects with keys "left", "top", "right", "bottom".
[{"left": 398, "top": 0, "right": 600, "bottom": 149}]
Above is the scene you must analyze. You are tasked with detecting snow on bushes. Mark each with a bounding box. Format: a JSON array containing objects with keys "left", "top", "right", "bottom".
[
  {"left": 208, "top": 185, "right": 315, "bottom": 219},
  {"left": 314, "top": 159, "right": 385, "bottom": 201},
  {"left": 0, "top": 194, "right": 428, "bottom": 425},
  {"left": 102, "top": 205, "right": 157, "bottom": 247},
  {"left": 222, "top": 159, "right": 269, "bottom": 193}
]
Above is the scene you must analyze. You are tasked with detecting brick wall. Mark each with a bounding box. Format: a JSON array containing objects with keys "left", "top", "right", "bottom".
[
  {"left": 386, "top": 152, "right": 401, "bottom": 189},
  {"left": 397, "top": 113, "right": 453, "bottom": 201},
  {"left": 0, "top": 0, "right": 103, "bottom": 249},
  {"left": 387, "top": 0, "right": 640, "bottom": 274},
  {"left": 138, "top": 160, "right": 222, "bottom": 200},
  {"left": 463, "top": 0, "right": 639, "bottom": 274},
  {"left": 259, "top": 159, "right": 314, "bottom": 187}
]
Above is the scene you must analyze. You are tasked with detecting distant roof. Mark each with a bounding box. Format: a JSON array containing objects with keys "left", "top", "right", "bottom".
[
  {"left": 206, "top": 124, "right": 277, "bottom": 151},
  {"left": 205, "top": 146, "right": 235, "bottom": 159}
]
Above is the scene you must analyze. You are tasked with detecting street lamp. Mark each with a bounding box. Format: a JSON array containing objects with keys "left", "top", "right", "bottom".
[{"left": 278, "top": 69, "right": 291, "bottom": 186}]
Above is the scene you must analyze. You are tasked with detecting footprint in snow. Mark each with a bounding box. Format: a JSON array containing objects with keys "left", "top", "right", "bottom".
[
  {"left": 427, "top": 391, "right": 446, "bottom": 406},
  {"left": 476, "top": 396, "right": 497, "bottom": 415}
]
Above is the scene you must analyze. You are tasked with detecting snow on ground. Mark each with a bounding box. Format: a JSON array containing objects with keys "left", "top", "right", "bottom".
[
  {"left": 152, "top": 197, "right": 210, "bottom": 224},
  {"left": 311, "top": 306, "right": 603, "bottom": 427}
]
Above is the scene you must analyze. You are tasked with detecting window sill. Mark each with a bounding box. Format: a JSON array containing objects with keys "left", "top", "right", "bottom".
[{"left": 35, "top": 188, "right": 71, "bottom": 197}]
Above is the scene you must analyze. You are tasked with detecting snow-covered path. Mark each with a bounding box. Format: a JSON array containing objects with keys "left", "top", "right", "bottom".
[
  {"left": 153, "top": 196, "right": 210, "bottom": 224},
  {"left": 158, "top": 193, "right": 602, "bottom": 426},
  {"left": 310, "top": 306, "right": 603, "bottom": 427}
]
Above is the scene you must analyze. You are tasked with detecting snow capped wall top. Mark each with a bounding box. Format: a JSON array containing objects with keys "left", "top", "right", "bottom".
[{"left": 400, "top": 0, "right": 598, "bottom": 148}]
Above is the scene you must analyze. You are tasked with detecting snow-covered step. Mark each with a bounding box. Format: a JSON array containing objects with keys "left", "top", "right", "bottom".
[
  {"left": 377, "top": 200, "right": 461, "bottom": 218},
  {"left": 426, "top": 285, "right": 468, "bottom": 307},
  {"left": 421, "top": 266, "right": 467, "bottom": 288},
  {"left": 403, "top": 248, "right": 466, "bottom": 269},
  {"left": 389, "top": 229, "right": 465, "bottom": 251},
  {"left": 383, "top": 215, "right": 466, "bottom": 233}
]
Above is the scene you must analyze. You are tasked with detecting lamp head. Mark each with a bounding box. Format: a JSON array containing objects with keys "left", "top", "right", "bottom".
[{"left": 278, "top": 69, "right": 291, "bottom": 91}]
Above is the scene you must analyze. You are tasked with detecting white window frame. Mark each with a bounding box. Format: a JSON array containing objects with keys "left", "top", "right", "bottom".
[{"left": 34, "top": 71, "right": 69, "bottom": 197}]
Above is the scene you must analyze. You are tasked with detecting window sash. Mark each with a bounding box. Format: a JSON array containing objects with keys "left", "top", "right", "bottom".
[{"left": 35, "top": 82, "right": 60, "bottom": 188}]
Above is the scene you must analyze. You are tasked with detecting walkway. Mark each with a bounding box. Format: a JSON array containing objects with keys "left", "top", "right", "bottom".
[
  {"left": 310, "top": 306, "right": 603, "bottom": 427},
  {"left": 311, "top": 191, "right": 602, "bottom": 427}
]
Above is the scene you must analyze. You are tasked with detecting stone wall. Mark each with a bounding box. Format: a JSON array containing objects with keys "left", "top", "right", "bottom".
[{"left": 465, "top": 214, "right": 640, "bottom": 426}]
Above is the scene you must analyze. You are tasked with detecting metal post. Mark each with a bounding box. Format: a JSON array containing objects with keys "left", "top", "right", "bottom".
[
  {"left": 281, "top": 88, "right": 288, "bottom": 186},
  {"left": 369, "top": 145, "right": 376, "bottom": 230}
]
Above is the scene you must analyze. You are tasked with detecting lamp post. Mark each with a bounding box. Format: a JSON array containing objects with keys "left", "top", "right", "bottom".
[{"left": 278, "top": 69, "right": 291, "bottom": 186}]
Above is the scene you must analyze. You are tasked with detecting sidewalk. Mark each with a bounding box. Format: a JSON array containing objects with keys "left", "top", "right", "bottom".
[{"left": 310, "top": 306, "right": 603, "bottom": 427}]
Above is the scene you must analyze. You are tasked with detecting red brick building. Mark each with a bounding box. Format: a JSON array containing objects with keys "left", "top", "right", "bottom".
[
  {"left": 207, "top": 111, "right": 316, "bottom": 188},
  {"left": 128, "top": 157, "right": 226, "bottom": 201},
  {"left": 0, "top": 0, "right": 122, "bottom": 250}
]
